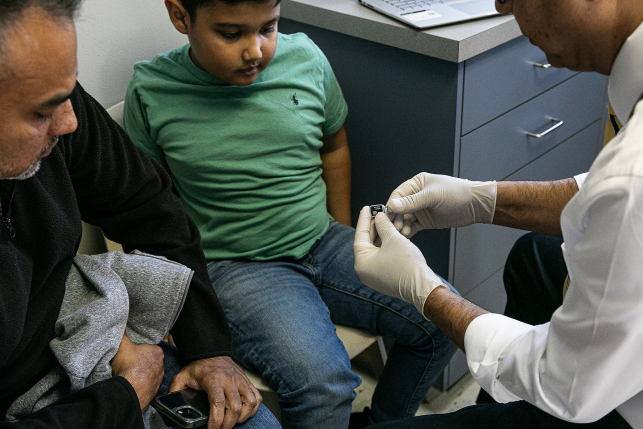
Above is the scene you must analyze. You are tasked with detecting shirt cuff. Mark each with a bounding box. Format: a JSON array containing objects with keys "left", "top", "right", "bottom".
[
  {"left": 464, "top": 313, "right": 533, "bottom": 403},
  {"left": 574, "top": 172, "right": 589, "bottom": 190}
]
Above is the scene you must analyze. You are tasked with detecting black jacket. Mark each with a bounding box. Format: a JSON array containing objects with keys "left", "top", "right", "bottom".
[{"left": 0, "top": 83, "right": 232, "bottom": 428}]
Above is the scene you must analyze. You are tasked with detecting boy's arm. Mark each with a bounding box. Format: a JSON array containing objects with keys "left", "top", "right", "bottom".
[{"left": 321, "top": 125, "right": 352, "bottom": 226}]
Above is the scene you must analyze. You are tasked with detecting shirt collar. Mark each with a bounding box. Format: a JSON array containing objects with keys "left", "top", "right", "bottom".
[
  {"left": 608, "top": 21, "right": 643, "bottom": 125},
  {"left": 179, "top": 44, "right": 230, "bottom": 86}
]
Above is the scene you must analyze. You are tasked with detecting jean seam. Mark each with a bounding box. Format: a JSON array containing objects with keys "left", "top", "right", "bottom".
[
  {"left": 302, "top": 256, "right": 320, "bottom": 284},
  {"left": 210, "top": 261, "right": 295, "bottom": 397},
  {"left": 317, "top": 282, "right": 438, "bottom": 418}
]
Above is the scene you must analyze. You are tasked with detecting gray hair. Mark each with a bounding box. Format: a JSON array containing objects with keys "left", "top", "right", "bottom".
[
  {"left": 0, "top": 0, "right": 81, "bottom": 48},
  {"left": 0, "top": 0, "right": 81, "bottom": 82}
]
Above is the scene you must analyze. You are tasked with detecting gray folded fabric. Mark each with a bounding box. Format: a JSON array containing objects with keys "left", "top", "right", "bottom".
[{"left": 7, "top": 250, "right": 193, "bottom": 428}]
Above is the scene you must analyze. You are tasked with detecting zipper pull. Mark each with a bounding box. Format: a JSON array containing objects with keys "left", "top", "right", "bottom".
[{"left": 2, "top": 218, "right": 15, "bottom": 238}]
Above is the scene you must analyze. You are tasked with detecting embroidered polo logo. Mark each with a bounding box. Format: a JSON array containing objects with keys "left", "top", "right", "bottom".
[{"left": 292, "top": 93, "right": 299, "bottom": 106}]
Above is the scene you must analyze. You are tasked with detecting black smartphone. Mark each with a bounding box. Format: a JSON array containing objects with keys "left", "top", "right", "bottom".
[{"left": 152, "top": 388, "right": 210, "bottom": 428}]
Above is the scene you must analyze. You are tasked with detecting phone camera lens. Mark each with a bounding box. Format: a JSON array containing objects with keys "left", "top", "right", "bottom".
[{"left": 176, "top": 407, "right": 202, "bottom": 420}]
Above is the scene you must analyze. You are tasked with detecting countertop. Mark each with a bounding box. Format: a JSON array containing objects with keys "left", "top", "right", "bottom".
[{"left": 281, "top": 0, "right": 523, "bottom": 62}]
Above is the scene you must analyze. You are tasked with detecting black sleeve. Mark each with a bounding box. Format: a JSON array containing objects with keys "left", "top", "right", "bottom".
[
  {"left": 0, "top": 378, "right": 142, "bottom": 429},
  {"left": 64, "top": 82, "right": 232, "bottom": 361}
]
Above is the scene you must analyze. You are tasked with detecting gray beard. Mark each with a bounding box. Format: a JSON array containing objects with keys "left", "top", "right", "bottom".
[
  {"left": 3, "top": 159, "right": 42, "bottom": 180},
  {"left": 0, "top": 136, "right": 58, "bottom": 180}
]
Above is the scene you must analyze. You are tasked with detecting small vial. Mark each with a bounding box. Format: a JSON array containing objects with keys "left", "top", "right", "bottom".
[{"left": 369, "top": 204, "right": 391, "bottom": 219}]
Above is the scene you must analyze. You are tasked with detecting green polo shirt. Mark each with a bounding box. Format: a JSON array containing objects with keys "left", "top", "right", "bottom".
[{"left": 124, "top": 33, "right": 348, "bottom": 260}]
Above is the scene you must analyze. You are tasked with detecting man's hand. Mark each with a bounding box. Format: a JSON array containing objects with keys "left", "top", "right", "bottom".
[
  {"left": 169, "top": 356, "right": 262, "bottom": 429},
  {"left": 354, "top": 206, "right": 445, "bottom": 315},
  {"left": 386, "top": 173, "right": 497, "bottom": 237},
  {"left": 111, "top": 332, "right": 165, "bottom": 411}
]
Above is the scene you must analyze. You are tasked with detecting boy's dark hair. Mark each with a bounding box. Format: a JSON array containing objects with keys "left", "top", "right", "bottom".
[
  {"left": 180, "top": 0, "right": 281, "bottom": 23},
  {"left": 0, "top": 0, "right": 81, "bottom": 50}
]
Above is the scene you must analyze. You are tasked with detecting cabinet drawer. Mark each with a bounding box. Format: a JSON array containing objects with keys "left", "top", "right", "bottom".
[
  {"left": 454, "top": 224, "right": 526, "bottom": 296},
  {"left": 460, "top": 72, "right": 605, "bottom": 181},
  {"left": 462, "top": 36, "right": 577, "bottom": 135},
  {"left": 448, "top": 348, "right": 469, "bottom": 388},
  {"left": 453, "top": 121, "right": 601, "bottom": 293}
]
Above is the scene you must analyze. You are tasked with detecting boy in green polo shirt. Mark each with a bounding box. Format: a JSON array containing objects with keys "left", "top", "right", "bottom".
[{"left": 124, "top": 0, "right": 456, "bottom": 427}]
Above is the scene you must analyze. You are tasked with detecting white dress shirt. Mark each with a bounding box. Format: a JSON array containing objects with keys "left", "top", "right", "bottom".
[
  {"left": 573, "top": 22, "right": 643, "bottom": 193},
  {"left": 464, "top": 22, "right": 643, "bottom": 428}
]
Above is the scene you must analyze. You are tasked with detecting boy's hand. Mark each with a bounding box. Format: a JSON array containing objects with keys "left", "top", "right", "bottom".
[
  {"left": 111, "top": 332, "right": 165, "bottom": 411},
  {"left": 169, "top": 356, "right": 262, "bottom": 429}
]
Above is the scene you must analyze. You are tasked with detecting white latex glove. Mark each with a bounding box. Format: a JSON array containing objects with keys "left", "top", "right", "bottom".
[
  {"left": 386, "top": 173, "right": 497, "bottom": 237},
  {"left": 354, "top": 207, "right": 445, "bottom": 316}
]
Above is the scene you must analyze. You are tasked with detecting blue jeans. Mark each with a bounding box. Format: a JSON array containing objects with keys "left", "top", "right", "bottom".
[
  {"left": 158, "top": 342, "right": 281, "bottom": 428},
  {"left": 207, "top": 222, "right": 457, "bottom": 428}
]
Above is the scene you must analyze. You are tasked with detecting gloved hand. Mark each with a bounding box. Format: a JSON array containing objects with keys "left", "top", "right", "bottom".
[
  {"left": 386, "top": 173, "right": 497, "bottom": 237},
  {"left": 354, "top": 207, "right": 445, "bottom": 316}
]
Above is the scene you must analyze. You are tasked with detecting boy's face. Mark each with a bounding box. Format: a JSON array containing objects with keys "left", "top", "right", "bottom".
[{"left": 182, "top": 1, "right": 280, "bottom": 86}]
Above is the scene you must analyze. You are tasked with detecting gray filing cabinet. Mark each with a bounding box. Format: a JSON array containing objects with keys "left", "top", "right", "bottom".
[
  {"left": 448, "top": 42, "right": 607, "bottom": 381},
  {"left": 279, "top": 20, "right": 608, "bottom": 389}
]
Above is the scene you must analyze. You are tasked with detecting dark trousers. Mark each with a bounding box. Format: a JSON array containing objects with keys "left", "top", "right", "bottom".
[
  {"left": 476, "top": 232, "right": 568, "bottom": 405},
  {"left": 503, "top": 232, "right": 568, "bottom": 325},
  {"left": 370, "top": 233, "right": 632, "bottom": 429},
  {"left": 366, "top": 401, "right": 630, "bottom": 429}
]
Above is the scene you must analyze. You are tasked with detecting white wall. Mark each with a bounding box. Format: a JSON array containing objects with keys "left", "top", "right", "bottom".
[
  {"left": 75, "top": 0, "right": 188, "bottom": 108},
  {"left": 75, "top": 0, "right": 187, "bottom": 254}
]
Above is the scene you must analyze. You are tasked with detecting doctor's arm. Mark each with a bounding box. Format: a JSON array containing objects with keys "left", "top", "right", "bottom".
[
  {"left": 356, "top": 176, "right": 643, "bottom": 422},
  {"left": 493, "top": 179, "right": 578, "bottom": 237},
  {"left": 387, "top": 173, "right": 578, "bottom": 238}
]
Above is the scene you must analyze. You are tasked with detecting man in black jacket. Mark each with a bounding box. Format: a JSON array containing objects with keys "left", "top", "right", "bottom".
[{"left": 0, "top": 1, "right": 278, "bottom": 428}]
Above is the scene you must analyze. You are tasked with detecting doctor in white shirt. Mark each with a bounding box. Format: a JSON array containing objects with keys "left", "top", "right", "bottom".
[{"left": 355, "top": 0, "right": 643, "bottom": 428}]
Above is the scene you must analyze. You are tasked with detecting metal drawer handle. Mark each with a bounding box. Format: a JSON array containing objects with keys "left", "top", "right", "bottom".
[
  {"left": 532, "top": 62, "right": 552, "bottom": 69},
  {"left": 526, "top": 118, "right": 564, "bottom": 138}
]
